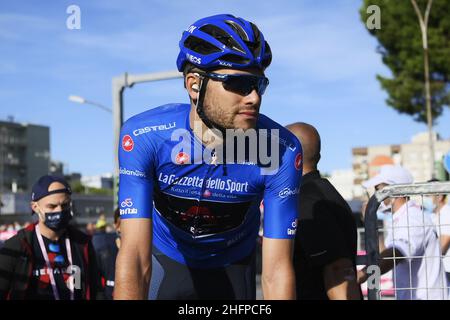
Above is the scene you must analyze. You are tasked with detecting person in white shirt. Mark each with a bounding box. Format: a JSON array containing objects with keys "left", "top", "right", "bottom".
[
  {"left": 426, "top": 183, "right": 450, "bottom": 287},
  {"left": 358, "top": 165, "right": 448, "bottom": 300}
]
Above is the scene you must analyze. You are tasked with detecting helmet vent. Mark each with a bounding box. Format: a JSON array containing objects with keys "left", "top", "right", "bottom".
[
  {"left": 220, "top": 54, "right": 250, "bottom": 65},
  {"left": 249, "top": 22, "right": 262, "bottom": 57},
  {"left": 261, "top": 41, "right": 272, "bottom": 68},
  {"left": 183, "top": 35, "right": 221, "bottom": 55},
  {"left": 224, "top": 20, "right": 249, "bottom": 42},
  {"left": 199, "top": 24, "right": 245, "bottom": 54}
]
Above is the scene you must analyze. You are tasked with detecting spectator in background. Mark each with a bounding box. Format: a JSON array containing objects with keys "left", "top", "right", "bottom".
[
  {"left": 13, "top": 222, "right": 22, "bottom": 231},
  {"left": 0, "top": 175, "right": 101, "bottom": 300},
  {"left": 95, "top": 214, "right": 107, "bottom": 234},
  {"left": 426, "top": 180, "right": 450, "bottom": 288},
  {"left": 358, "top": 165, "right": 447, "bottom": 300},
  {"left": 0, "top": 224, "right": 18, "bottom": 243},
  {"left": 286, "top": 122, "right": 362, "bottom": 300},
  {"left": 85, "top": 222, "right": 96, "bottom": 236},
  {"left": 92, "top": 208, "right": 121, "bottom": 300}
]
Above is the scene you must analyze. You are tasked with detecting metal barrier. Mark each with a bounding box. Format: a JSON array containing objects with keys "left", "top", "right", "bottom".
[{"left": 362, "top": 181, "right": 450, "bottom": 300}]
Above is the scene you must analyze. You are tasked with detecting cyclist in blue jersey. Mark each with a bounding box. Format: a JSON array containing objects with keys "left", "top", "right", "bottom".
[{"left": 114, "top": 14, "right": 303, "bottom": 300}]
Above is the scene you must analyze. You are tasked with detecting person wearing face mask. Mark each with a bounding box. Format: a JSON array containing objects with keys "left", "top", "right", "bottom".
[
  {"left": 357, "top": 165, "right": 447, "bottom": 300},
  {"left": 0, "top": 175, "right": 101, "bottom": 300},
  {"left": 425, "top": 179, "right": 450, "bottom": 289}
]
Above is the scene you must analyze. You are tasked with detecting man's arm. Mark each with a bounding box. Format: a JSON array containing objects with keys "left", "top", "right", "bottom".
[
  {"left": 261, "top": 238, "right": 295, "bottom": 300},
  {"left": 440, "top": 235, "right": 450, "bottom": 256},
  {"left": 357, "top": 247, "right": 404, "bottom": 284},
  {"left": 323, "top": 258, "right": 361, "bottom": 300},
  {"left": 114, "top": 219, "right": 152, "bottom": 300}
]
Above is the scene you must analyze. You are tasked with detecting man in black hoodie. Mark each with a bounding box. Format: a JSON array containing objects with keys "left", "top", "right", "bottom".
[{"left": 0, "top": 175, "right": 100, "bottom": 300}]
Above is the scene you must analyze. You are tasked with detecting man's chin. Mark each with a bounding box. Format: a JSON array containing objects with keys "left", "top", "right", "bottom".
[{"left": 232, "top": 119, "right": 258, "bottom": 131}]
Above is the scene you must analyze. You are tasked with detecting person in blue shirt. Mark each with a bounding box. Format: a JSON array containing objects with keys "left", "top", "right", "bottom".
[{"left": 114, "top": 14, "right": 303, "bottom": 300}]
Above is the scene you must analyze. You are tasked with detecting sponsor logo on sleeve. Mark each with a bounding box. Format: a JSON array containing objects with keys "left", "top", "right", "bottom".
[
  {"left": 287, "top": 219, "right": 298, "bottom": 236},
  {"left": 119, "top": 198, "right": 138, "bottom": 215},
  {"left": 294, "top": 153, "right": 302, "bottom": 171},
  {"left": 119, "top": 167, "right": 147, "bottom": 178},
  {"left": 278, "top": 187, "right": 300, "bottom": 199},
  {"left": 122, "top": 135, "right": 134, "bottom": 152}
]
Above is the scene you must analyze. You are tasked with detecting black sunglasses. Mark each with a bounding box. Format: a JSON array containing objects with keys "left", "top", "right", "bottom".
[{"left": 198, "top": 72, "right": 269, "bottom": 96}]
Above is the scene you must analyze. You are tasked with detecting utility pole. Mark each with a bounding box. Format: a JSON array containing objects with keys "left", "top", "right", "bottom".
[
  {"left": 411, "top": 0, "right": 435, "bottom": 179},
  {"left": 112, "top": 70, "right": 182, "bottom": 206},
  {"left": 0, "top": 126, "right": 6, "bottom": 215}
]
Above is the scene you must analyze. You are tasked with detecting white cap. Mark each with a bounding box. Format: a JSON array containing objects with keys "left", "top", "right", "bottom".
[{"left": 362, "top": 165, "right": 413, "bottom": 189}]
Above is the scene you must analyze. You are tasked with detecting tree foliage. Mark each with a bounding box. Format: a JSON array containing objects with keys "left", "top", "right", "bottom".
[{"left": 360, "top": 0, "right": 450, "bottom": 124}]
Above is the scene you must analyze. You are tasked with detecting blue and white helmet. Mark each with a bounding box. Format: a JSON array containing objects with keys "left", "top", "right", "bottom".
[{"left": 176, "top": 14, "right": 272, "bottom": 72}]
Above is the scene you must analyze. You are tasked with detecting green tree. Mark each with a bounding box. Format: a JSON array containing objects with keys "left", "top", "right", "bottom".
[
  {"left": 360, "top": 0, "right": 450, "bottom": 124},
  {"left": 71, "top": 181, "right": 113, "bottom": 196}
]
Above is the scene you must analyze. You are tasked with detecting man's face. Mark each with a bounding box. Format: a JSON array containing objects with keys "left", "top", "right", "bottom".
[
  {"left": 375, "top": 183, "right": 393, "bottom": 209},
  {"left": 31, "top": 182, "right": 71, "bottom": 220},
  {"left": 201, "top": 68, "right": 264, "bottom": 130}
]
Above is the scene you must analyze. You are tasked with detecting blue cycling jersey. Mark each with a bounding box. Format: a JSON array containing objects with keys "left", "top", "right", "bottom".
[{"left": 118, "top": 103, "right": 302, "bottom": 268}]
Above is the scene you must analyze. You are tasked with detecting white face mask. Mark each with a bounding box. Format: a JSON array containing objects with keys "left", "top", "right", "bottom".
[
  {"left": 378, "top": 199, "right": 392, "bottom": 213},
  {"left": 422, "top": 197, "right": 435, "bottom": 213}
]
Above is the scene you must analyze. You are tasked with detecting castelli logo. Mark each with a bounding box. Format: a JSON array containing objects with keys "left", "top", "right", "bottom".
[
  {"left": 122, "top": 135, "right": 134, "bottom": 152},
  {"left": 294, "top": 153, "right": 302, "bottom": 171},
  {"left": 176, "top": 152, "right": 190, "bottom": 165}
]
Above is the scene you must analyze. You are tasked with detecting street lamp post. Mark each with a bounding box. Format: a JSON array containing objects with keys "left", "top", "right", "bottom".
[
  {"left": 112, "top": 70, "right": 182, "bottom": 207},
  {"left": 69, "top": 95, "right": 112, "bottom": 114}
]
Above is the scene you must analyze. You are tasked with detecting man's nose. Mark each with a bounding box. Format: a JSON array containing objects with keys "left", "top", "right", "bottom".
[{"left": 243, "top": 89, "right": 260, "bottom": 105}]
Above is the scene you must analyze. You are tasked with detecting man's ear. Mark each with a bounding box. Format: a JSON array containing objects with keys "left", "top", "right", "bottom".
[
  {"left": 186, "top": 73, "right": 200, "bottom": 101},
  {"left": 30, "top": 201, "right": 38, "bottom": 213}
]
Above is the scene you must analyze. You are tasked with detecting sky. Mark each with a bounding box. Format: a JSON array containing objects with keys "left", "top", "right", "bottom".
[{"left": 1, "top": 0, "right": 449, "bottom": 177}]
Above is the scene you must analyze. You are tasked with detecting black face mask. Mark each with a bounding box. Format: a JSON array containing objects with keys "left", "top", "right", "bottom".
[{"left": 43, "top": 209, "right": 72, "bottom": 231}]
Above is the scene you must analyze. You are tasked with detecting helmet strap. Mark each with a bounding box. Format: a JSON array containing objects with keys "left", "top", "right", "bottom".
[
  {"left": 193, "top": 74, "right": 230, "bottom": 165},
  {"left": 194, "top": 74, "right": 227, "bottom": 136}
]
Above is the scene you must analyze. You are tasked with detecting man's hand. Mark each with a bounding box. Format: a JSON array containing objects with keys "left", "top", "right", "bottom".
[
  {"left": 357, "top": 267, "right": 368, "bottom": 285},
  {"left": 323, "top": 258, "right": 362, "bottom": 300}
]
